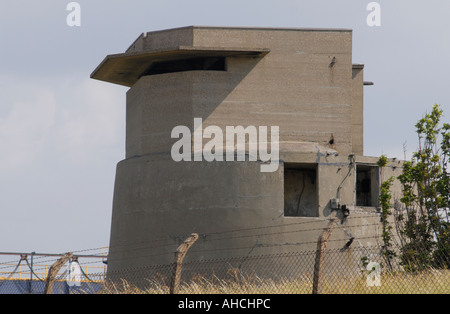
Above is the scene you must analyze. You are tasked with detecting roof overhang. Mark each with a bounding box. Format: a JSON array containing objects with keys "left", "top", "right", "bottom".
[{"left": 90, "top": 46, "right": 270, "bottom": 87}]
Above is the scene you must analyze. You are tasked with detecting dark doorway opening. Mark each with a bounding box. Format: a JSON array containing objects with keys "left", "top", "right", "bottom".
[
  {"left": 356, "top": 165, "right": 379, "bottom": 207},
  {"left": 284, "top": 163, "right": 318, "bottom": 217}
]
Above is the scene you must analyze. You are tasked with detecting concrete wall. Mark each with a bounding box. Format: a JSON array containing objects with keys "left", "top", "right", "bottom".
[
  {"left": 124, "top": 26, "right": 358, "bottom": 157},
  {"left": 352, "top": 65, "right": 364, "bottom": 155},
  {"left": 107, "top": 150, "right": 405, "bottom": 273}
]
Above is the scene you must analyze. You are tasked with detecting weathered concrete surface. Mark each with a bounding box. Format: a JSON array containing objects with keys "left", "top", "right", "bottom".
[
  {"left": 107, "top": 152, "right": 404, "bottom": 272},
  {"left": 93, "top": 26, "right": 359, "bottom": 156},
  {"left": 91, "top": 27, "right": 404, "bottom": 275}
]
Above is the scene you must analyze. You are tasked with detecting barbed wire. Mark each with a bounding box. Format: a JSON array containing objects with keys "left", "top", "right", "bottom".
[
  {"left": 103, "top": 214, "right": 384, "bottom": 257},
  {"left": 0, "top": 213, "right": 424, "bottom": 287},
  {"left": 0, "top": 236, "right": 448, "bottom": 294},
  {"left": 0, "top": 216, "right": 386, "bottom": 270}
]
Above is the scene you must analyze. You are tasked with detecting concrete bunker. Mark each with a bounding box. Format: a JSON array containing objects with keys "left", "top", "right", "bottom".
[{"left": 90, "top": 26, "right": 405, "bottom": 276}]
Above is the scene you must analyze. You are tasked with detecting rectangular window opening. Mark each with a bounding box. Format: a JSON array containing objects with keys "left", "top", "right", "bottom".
[
  {"left": 356, "top": 165, "right": 379, "bottom": 207},
  {"left": 284, "top": 163, "right": 318, "bottom": 217},
  {"left": 141, "top": 57, "right": 227, "bottom": 77}
]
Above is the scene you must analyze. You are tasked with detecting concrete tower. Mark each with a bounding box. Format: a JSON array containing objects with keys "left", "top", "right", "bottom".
[{"left": 91, "top": 26, "right": 403, "bottom": 275}]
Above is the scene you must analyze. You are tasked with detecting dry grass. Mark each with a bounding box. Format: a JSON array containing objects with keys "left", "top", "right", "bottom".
[{"left": 98, "top": 269, "right": 450, "bottom": 294}]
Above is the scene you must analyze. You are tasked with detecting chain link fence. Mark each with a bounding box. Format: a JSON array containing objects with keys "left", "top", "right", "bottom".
[
  {"left": 100, "top": 244, "right": 449, "bottom": 294},
  {"left": 0, "top": 243, "right": 448, "bottom": 294},
  {"left": 0, "top": 246, "right": 448, "bottom": 294},
  {"left": 0, "top": 250, "right": 107, "bottom": 294}
]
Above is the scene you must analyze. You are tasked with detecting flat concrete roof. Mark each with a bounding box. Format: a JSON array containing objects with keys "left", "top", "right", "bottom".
[
  {"left": 141, "top": 25, "right": 353, "bottom": 34},
  {"left": 91, "top": 26, "right": 352, "bottom": 87}
]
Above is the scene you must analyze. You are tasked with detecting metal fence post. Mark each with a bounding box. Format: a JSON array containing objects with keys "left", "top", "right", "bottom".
[
  {"left": 170, "top": 233, "right": 199, "bottom": 294},
  {"left": 29, "top": 252, "right": 35, "bottom": 294},
  {"left": 312, "top": 219, "right": 337, "bottom": 294},
  {"left": 44, "top": 252, "right": 73, "bottom": 294}
]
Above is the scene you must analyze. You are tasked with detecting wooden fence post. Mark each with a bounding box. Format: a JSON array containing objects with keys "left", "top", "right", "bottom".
[
  {"left": 44, "top": 252, "right": 73, "bottom": 294},
  {"left": 170, "top": 233, "right": 199, "bottom": 294},
  {"left": 312, "top": 219, "right": 337, "bottom": 294}
]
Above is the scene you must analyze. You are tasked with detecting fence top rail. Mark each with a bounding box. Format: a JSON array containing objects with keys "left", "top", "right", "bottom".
[{"left": 0, "top": 252, "right": 107, "bottom": 259}]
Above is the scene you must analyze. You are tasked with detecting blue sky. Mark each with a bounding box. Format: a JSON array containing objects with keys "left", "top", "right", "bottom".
[{"left": 1, "top": 1, "right": 449, "bottom": 258}]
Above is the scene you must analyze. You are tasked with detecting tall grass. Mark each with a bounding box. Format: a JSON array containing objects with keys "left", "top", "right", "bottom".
[{"left": 98, "top": 269, "right": 450, "bottom": 294}]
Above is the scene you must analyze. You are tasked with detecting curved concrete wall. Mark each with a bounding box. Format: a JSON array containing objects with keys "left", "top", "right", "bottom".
[{"left": 107, "top": 156, "right": 284, "bottom": 271}]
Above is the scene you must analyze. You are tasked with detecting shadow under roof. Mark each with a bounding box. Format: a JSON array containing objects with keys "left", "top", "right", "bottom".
[{"left": 91, "top": 46, "right": 270, "bottom": 87}]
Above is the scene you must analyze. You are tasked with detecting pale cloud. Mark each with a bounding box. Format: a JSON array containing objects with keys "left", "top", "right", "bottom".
[
  {"left": 0, "top": 74, "right": 125, "bottom": 252},
  {"left": 0, "top": 74, "right": 125, "bottom": 173},
  {"left": 0, "top": 90, "right": 56, "bottom": 171},
  {"left": 55, "top": 78, "right": 126, "bottom": 163}
]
